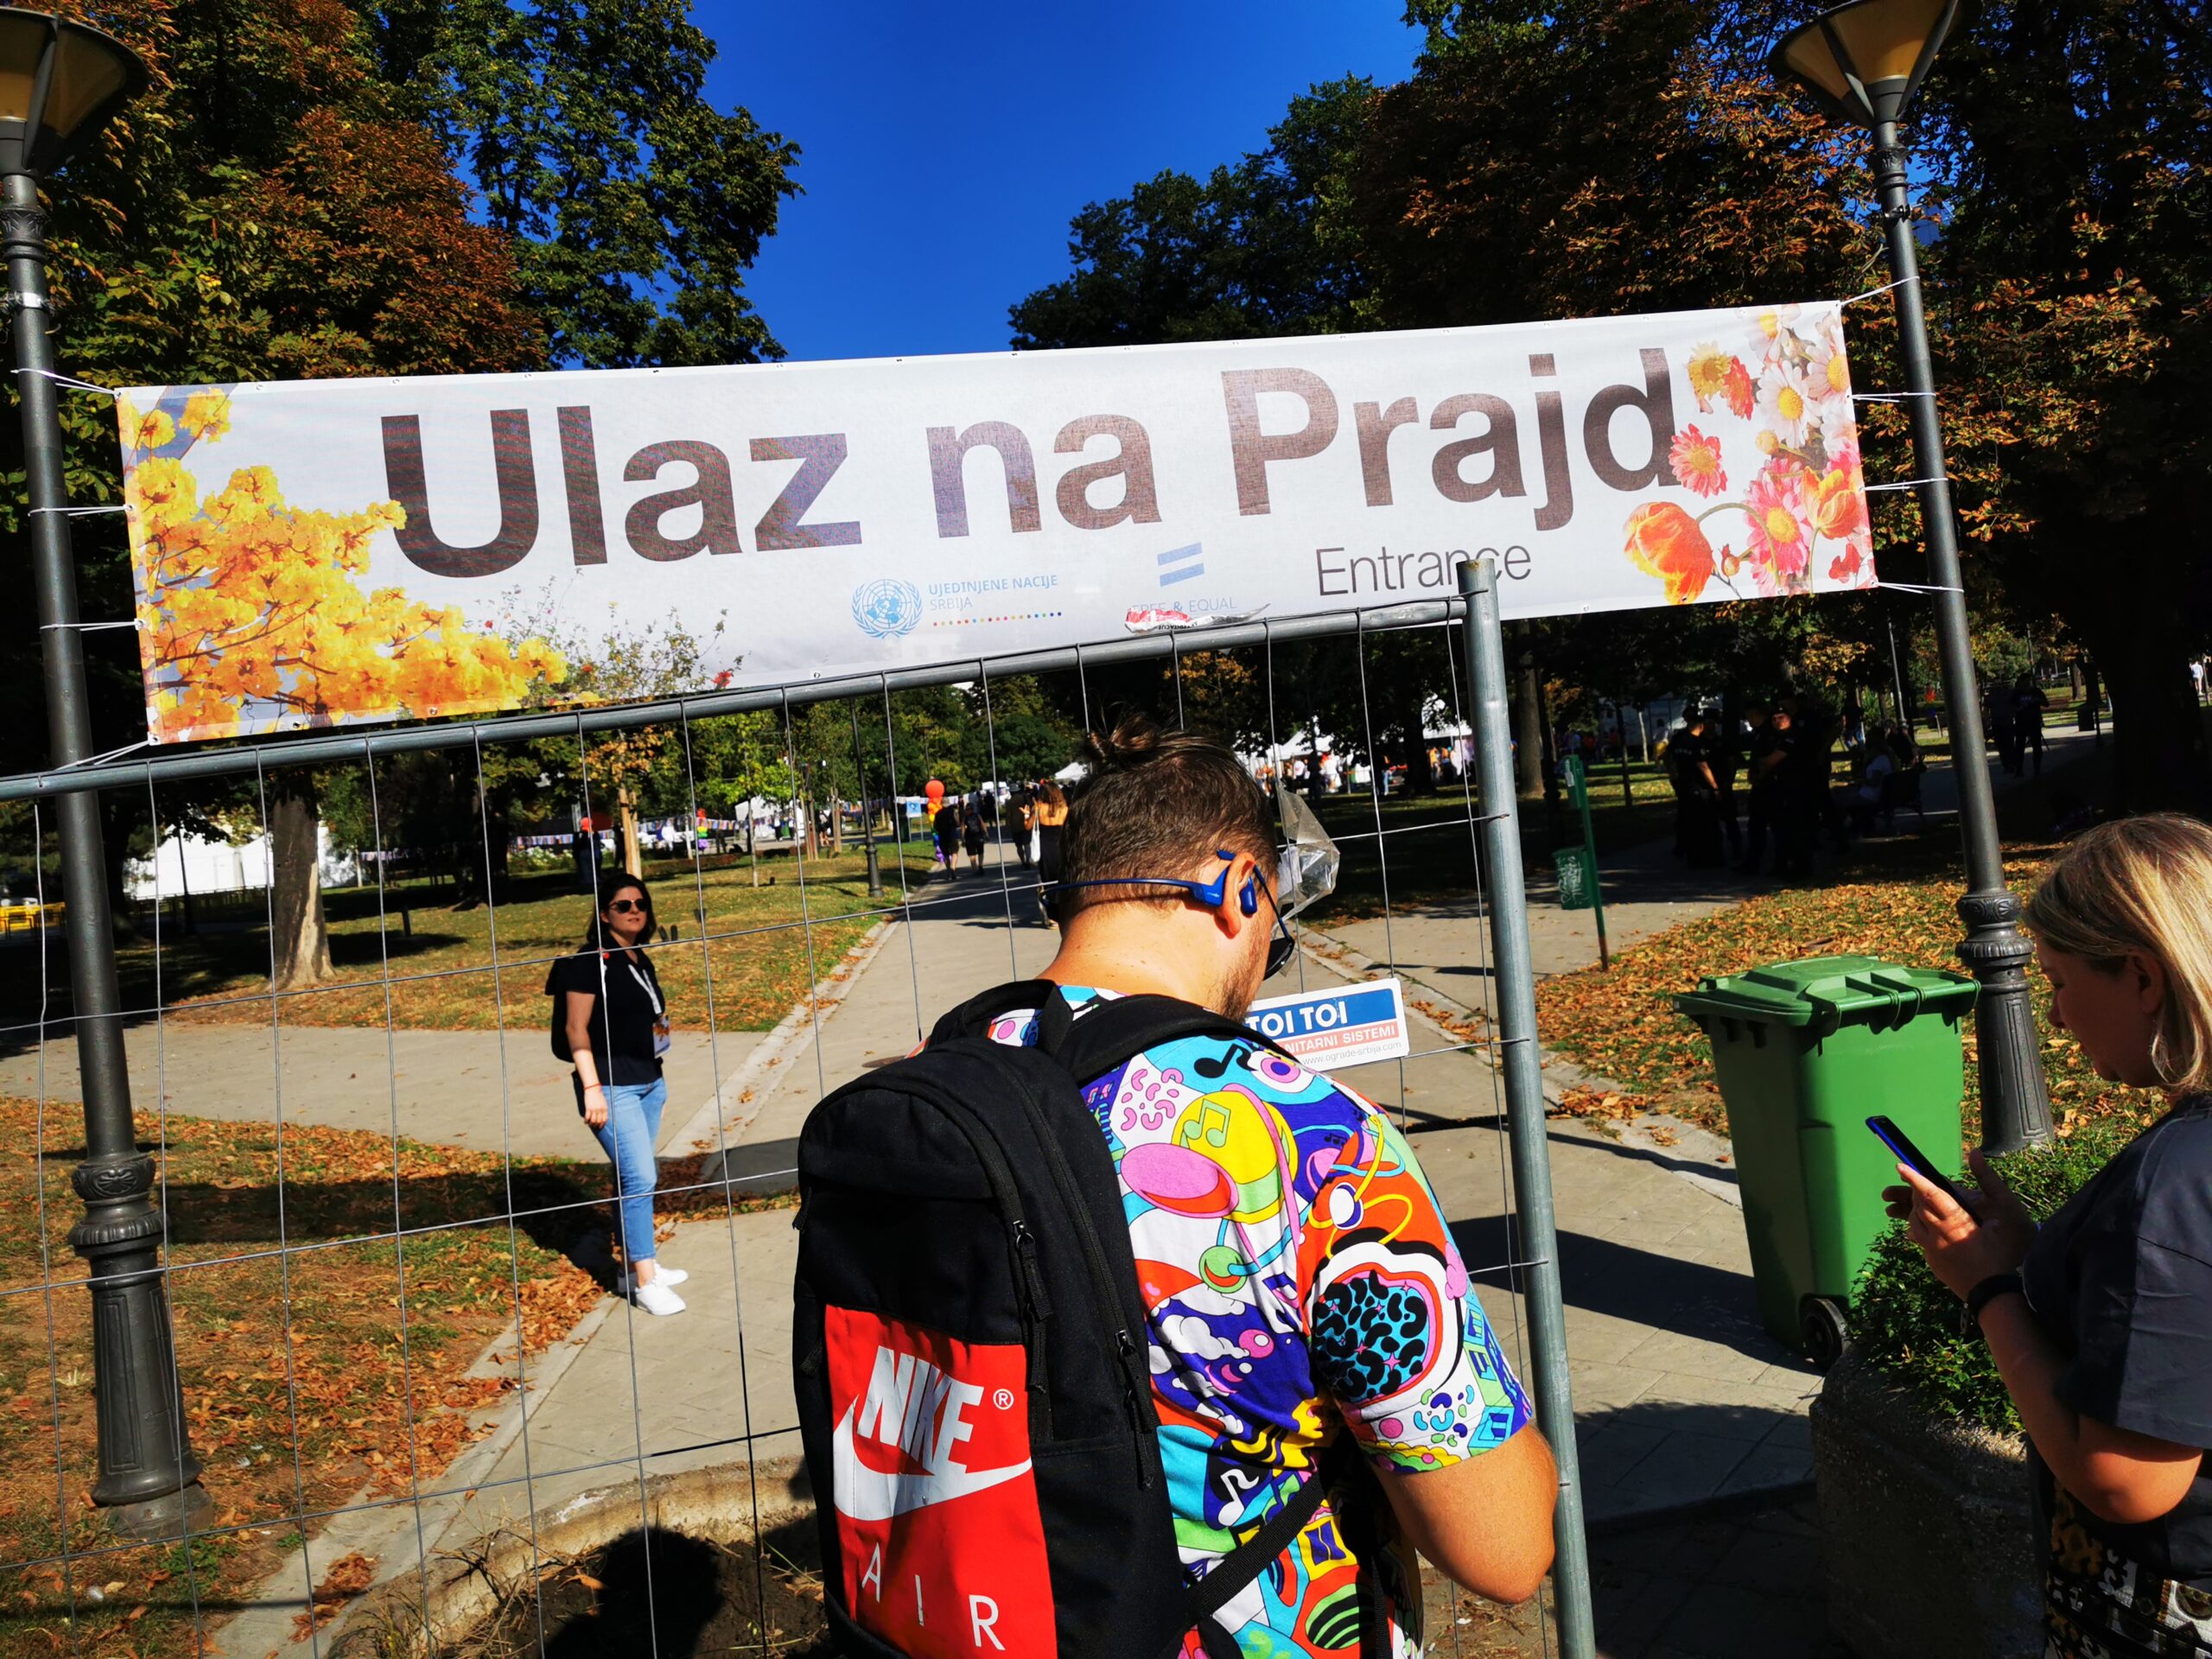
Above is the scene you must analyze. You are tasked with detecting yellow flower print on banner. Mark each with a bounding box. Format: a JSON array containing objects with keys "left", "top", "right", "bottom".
[
  {"left": 1622, "top": 307, "right": 1874, "bottom": 604},
  {"left": 122, "top": 390, "right": 565, "bottom": 744}
]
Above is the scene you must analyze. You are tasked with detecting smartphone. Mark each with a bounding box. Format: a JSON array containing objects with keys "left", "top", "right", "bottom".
[{"left": 1866, "top": 1116, "right": 1967, "bottom": 1207}]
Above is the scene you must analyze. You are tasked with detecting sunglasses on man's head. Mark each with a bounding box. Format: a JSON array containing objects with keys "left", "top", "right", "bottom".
[{"left": 607, "top": 898, "right": 647, "bottom": 913}]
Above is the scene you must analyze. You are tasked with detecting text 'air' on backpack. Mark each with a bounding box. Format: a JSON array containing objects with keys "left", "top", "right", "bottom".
[{"left": 791, "top": 982, "right": 1351, "bottom": 1659}]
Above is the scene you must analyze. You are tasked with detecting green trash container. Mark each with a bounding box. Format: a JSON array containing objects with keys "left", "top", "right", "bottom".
[{"left": 1673, "top": 956, "right": 1978, "bottom": 1367}]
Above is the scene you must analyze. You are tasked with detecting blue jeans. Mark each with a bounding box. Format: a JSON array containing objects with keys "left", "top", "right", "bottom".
[{"left": 585, "top": 1077, "right": 665, "bottom": 1266}]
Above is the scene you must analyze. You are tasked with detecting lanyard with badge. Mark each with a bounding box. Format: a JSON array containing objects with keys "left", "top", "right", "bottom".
[{"left": 617, "top": 953, "right": 672, "bottom": 1056}]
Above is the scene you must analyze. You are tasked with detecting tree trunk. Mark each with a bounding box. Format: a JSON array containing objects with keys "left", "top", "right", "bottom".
[
  {"left": 270, "top": 779, "right": 334, "bottom": 991},
  {"left": 1307, "top": 715, "right": 1327, "bottom": 801},
  {"left": 1399, "top": 700, "right": 1436, "bottom": 795},
  {"left": 830, "top": 792, "right": 844, "bottom": 855},
  {"left": 618, "top": 791, "right": 644, "bottom": 878},
  {"left": 1510, "top": 623, "right": 1545, "bottom": 798},
  {"left": 1535, "top": 673, "right": 1565, "bottom": 842}
]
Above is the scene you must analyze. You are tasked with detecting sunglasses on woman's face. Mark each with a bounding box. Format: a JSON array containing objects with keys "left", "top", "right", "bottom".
[{"left": 607, "top": 899, "right": 647, "bottom": 913}]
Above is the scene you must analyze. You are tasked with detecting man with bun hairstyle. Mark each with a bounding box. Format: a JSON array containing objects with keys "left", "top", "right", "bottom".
[{"left": 979, "top": 714, "right": 1557, "bottom": 1655}]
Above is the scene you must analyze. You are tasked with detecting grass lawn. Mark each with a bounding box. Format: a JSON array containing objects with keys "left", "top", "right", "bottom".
[
  {"left": 1303, "top": 760, "right": 1681, "bottom": 923},
  {"left": 0, "top": 1096, "right": 786, "bottom": 1658},
  {"left": 1, "top": 849, "right": 935, "bottom": 1039}
]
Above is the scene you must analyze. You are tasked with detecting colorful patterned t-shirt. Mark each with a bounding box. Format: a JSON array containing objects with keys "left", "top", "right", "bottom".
[{"left": 984, "top": 988, "right": 1532, "bottom": 1658}]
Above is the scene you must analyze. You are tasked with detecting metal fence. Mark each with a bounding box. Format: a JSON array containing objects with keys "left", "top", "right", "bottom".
[{"left": 0, "top": 564, "right": 1590, "bottom": 1657}]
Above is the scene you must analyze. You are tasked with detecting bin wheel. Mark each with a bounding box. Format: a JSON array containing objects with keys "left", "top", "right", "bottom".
[{"left": 1802, "top": 1296, "right": 1849, "bottom": 1371}]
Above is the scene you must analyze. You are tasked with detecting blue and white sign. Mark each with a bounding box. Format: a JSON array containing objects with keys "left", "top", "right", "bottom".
[{"left": 1246, "top": 977, "right": 1411, "bottom": 1071}]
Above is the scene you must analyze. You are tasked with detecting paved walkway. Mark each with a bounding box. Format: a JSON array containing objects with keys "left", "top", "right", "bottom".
[
  {"left": 0, "top": 1021, "right": 764, "bottom": 1160},
  {"left": 217, "top": 835, "right": 1827, "bottom": 1657}
]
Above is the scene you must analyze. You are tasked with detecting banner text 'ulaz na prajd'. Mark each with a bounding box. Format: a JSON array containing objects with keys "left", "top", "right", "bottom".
[{"left": 122, "top": 301, "right": 1871, "bottom": 743}]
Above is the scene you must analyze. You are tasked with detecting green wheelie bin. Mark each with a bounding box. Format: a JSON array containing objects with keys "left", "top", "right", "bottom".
[{"left": 1673, "top": 956, "right": 1979, "bottom": 1368}]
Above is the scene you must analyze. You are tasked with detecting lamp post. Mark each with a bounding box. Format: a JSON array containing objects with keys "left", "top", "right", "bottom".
[
  {"left": 1772, "top": 0, "right": 2051, "bottom": 1153},
  {"left": 848, "top": 701, "right": 884, "bottom": 897},
  {"left": 3, "top": 9, "right": 210, "bottom": 1535}
]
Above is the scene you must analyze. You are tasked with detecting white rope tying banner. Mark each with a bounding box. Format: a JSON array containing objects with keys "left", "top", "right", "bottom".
[
  {"left": 40, "top": 618, "right": 141, "bottom": 632},
  {"left": 1865, "top": 478, "right": 1947, "bottom": 493},
  {"left": 1876, "top": 580, "right": 1966, "bottom": 595},
  {"left": 16, "top": 366, "right": 120, "bottom": 397},
  {"left": 29, "top": 503, "right": 124, "bottom": 517},
  {"left": 1841, "top": 272, "right": 1918, "bottom": 305},
  {"left": 1853, "top": 391, "right": 1936, "bottom": 403}
]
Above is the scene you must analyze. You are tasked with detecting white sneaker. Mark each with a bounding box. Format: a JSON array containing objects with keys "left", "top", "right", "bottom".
[
  {"left": 617, "top": 1268, "right": 687, "bottom": 1294},
  {"left": 632, "top": 1281, "right": 686, "bottom": 1317}
]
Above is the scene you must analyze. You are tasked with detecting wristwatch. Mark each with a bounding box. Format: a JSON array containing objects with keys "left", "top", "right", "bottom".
[{"left": 1963, "top": 1272, "right": 2024, "bottom": 1336}]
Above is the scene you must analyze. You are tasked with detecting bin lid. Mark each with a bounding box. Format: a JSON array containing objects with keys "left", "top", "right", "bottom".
[{"left": 1672, "top": 954, "right": 1978, "bottom": 1034}]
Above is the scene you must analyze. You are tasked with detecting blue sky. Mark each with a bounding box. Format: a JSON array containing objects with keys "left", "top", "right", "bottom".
[{"left": 699, "top": 2, "right": 1424, "bottom": 364}]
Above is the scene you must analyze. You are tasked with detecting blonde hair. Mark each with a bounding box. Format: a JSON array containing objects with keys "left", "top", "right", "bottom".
[{"left": 2024, "top": 815, "right": 2212, "bottom": 1095}]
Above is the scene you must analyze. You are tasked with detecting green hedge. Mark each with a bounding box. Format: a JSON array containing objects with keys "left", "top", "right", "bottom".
[{"left": 1849, "top": 1121, "right": 2138, "bottom": 1434}]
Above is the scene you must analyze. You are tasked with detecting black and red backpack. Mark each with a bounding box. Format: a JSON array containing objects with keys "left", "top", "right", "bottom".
[{"left": 791, "top": 981, "right": 1376, "bottom": 1659}]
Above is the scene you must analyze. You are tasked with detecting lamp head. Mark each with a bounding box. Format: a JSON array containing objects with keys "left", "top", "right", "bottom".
[
  {"left": 0, "top": 7, "right": 145, "bottom": 179},
  {"left": 1770, "top": 0, "right": 1975, "bottom": 130}
]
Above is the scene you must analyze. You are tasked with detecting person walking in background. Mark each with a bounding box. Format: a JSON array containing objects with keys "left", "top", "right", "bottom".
[
  {"left": 961, "top": 793, "right": 987, "bottom": 869},
  {"left": 2013, "top": 672, "right": 2051, "bottom": 779},
  {"left": 931, "top": 795, "right": 959, "bottom": 871},
  {"left": 1888, "top": 817, "right": 2212, "bottom": 1659},
  {"left": 547, "top": 875, "right": 687, "bottom": 1317},
  {"left": 1033, "top": 779, "right": 1069, "bottom": 921},
  {"left": 1739, "top": 703, "right": 1791, "bottom": 876},
  {"left": 1714, "top": 702, "right": 1746, "bottom": 862},
  {"left": 1009, "top": 783, "right": 1036, "bottom": 868},
  {"left": 1669, "top": 704, "right": 1725, "bottom": 868}
]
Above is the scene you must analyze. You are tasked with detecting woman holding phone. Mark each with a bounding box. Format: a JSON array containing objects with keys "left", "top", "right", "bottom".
[
  {"left": 546, "top": 874, "right": 688, "bottom": 1317},
  {"left": 1888, "top": 815, "right": 2212, "bottom": 1656}
]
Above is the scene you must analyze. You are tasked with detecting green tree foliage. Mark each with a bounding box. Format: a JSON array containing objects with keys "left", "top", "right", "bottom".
[
  {"left": 1903, "top": 0, "right": 2212, "bottom": 812},
  {"left": 1010, "top": 0, "right": 2212, "bottom": 810},
  {"left": 372, "top": 0, "right": 799, "bottom": 366},
  {"left": 1007, "top": 78, "right": 1371, "bottom": 351}
]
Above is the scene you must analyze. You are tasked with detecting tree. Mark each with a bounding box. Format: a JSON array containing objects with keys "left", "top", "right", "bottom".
[
  {"left": 374, "top": 0, "right": 801, "bottom": 367},
  {"left": 1007, "top": 78, "right": 1372, "bottom": 351},
  {"left": 1904, "top": 0, "right": 2212, "bottom": 810},
  {"left": 124, "top": 391, "right": 562, "bottom": 982},
  {"left": 530, "top": 610, "right": 725, "bottom": 877}
]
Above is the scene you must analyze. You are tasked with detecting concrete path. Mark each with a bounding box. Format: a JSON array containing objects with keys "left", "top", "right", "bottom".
[
  {"left": 0, "top": 1022, "right": 764, "bottom": 1160},
  {"left": 215, "top": 832, "right": 1830, "bottom": 1655}
]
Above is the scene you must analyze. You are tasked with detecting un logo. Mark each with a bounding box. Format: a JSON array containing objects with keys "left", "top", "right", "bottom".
[{"left": 851, "top": 578, "right": 922, "bottom": 640}]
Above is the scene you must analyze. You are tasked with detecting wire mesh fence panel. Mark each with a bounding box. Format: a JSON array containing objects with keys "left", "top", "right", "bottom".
[{"left": 0, "top": 594, "right": 1582, "bottom": 1658}]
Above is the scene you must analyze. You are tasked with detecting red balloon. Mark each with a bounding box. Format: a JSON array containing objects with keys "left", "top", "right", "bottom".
[{"left": 925, "top": 779, "right": 945, "bottom": 805}]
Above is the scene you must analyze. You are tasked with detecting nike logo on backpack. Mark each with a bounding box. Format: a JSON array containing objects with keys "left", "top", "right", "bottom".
[{"left": 832, "top": 1344, "right": 1032, "bottom": 1522}]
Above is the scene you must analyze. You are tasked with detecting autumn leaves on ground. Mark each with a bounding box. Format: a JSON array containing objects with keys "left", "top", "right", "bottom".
[
  {"left": 0, "top": 849, "right": 899, "bottom": 1658},
  {"left": 1533, "top": 840, "right": 2157, "bottom": 1146}
]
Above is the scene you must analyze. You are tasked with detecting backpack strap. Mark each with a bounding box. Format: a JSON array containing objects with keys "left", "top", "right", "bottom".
[
  {"left": 1184, "top": 1435, "right": 1366, "bottom": 1656},
  {"left": 926, "top": 982, "right": 1296, "bottom": 1087}
]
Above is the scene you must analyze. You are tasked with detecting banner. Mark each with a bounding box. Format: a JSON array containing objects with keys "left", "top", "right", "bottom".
[{"left": 121, "top": 302, "right": 1872, "bottom": 744}]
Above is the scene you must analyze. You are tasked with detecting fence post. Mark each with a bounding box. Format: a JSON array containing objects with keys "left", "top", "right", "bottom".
[
  {"left": 9, "top": 167, "right": 207, "bottom": 1535},
  {"left": 1459, "top": 557, "right": 1595, "bottom": 1656}
]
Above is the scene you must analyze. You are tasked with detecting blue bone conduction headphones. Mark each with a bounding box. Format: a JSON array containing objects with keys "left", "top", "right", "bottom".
[{"left": 1043, "top": 850, "right": 1298, "bottom": 977}]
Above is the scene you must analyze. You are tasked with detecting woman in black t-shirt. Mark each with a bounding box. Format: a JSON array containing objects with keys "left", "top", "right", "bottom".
[
  {"left": 545, "top": 874, "right": 687, "bottom": 1317},
  {"left": 1889, "top": 817, "right": 2212, "bottom": 1656}
]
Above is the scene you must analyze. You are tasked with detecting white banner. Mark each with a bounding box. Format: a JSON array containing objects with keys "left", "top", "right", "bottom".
[{"left": 122, "top": 302, "right": 1871, "bottom": 743}]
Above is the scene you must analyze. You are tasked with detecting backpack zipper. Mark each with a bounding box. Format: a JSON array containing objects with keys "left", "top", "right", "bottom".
[
  {"left": 896, "top": 1083, "right": 1056, "bottom": 1427},
  {"left": 976, "top": 1049, "right": 1160, "bottom": 1490}
]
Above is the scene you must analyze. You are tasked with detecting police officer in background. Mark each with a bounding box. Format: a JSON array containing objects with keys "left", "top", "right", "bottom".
[{"left": 1669, "top": 705, "right": 1726, "bottom": 868}]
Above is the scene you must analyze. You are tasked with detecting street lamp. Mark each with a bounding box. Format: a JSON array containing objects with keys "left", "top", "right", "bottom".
[
  {"left": 3, "top": 10, "right": 211, "bottom": 1535},
  {"left": 1772, "top": 0, "right": 2052, "bottom": 1154}
]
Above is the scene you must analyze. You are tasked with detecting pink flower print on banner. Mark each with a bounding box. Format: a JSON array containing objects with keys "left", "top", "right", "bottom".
[
  {"left": 1669, "top": 425, "right": 1728, "bottom": 498},
  {"left": 1745, "top": 460, "right": 1814, "bottom": 590}
]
